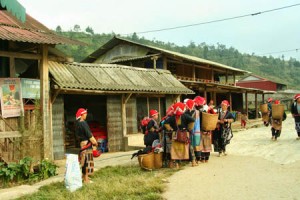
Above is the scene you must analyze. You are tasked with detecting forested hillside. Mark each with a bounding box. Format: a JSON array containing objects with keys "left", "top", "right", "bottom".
[{"left": 54, "top": 26, "right": 300, "bottom": 89}]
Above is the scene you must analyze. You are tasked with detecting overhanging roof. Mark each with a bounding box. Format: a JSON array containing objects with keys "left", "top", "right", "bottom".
[
  {"left": 82, "top": 36, "right": 249, "bottom": 75},
  {"left": 48, "top": 61, "right": 194, "bottom": 95},
  {"left": 0, "top": 10, "right": 84, "bottom": 45},
  {"left": 0, "top": 0, "right": 25, "bottom": 22}
]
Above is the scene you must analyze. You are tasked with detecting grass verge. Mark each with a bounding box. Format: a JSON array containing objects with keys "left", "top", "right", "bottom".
[{"left": 17, "top": 164, "right": 176, "bottom": 200}]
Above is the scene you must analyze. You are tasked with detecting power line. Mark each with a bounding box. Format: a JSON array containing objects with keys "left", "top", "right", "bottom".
[
  {"left": 123, "top": 3, "right": 300, "bottom": 35},
  {"left": 259, "top": 48, "right": 299, "bottom": 56}
]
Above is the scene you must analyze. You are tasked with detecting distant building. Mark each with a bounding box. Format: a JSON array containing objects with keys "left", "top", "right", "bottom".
[{"left": 236, "top": 74, "right": 287, "bottom": 92}]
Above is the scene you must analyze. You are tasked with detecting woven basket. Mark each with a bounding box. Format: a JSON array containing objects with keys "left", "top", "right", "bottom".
[
  {"left": 202, "top": 112, "right": 218, "bottom": 131},
  {"left": 138, "top": 152, "right": 154, "bottom": 170},
  {"left": 262, "top": 113, "right": 269, "bottom": 122},
  {"left": 272, "top": 104, "right": 284, "bottom": 119},
  {"left": 260, "top": 104, "right": 268, "bottom": 113},
  {"left": 154, "top": 153, "right": 163, "bottom": 169}
]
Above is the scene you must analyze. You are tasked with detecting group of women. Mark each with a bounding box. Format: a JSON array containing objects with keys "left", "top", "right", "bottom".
[{"left": 144, "top": 96, "right": 234, "bottom": 169}]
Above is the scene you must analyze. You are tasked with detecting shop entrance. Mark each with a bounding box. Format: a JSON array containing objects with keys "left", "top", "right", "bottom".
[{"left": 64, "top": 94, "right": 108, "bottom": 152}]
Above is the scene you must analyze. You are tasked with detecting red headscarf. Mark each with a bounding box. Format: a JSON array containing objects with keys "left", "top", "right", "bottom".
[
  {"left": 173, "top": 102, "right": 186, "bottom": 116},
  {"left": 221, "top": 100, "right": 230, "bottom": 107},
  {"left": 294, "top": 94, "right": 300, "bottom": 101},
  {"left": 149, "top": 109, "right": 159, "bottom": 117},
  {"left": 194, "top": 96, "right": 206, "bottom": 106},
  {"left": 185, "top": 99, "right": 195, "bottom": 110},
  {"left": 76, "top": 108, "right": 87, "bottom": 120},
  {"left": 267, "top": 97, "right": 273, "bottom": 103},
  {"left": 274, "top": 100, "right": 280, "bottom": 104}
]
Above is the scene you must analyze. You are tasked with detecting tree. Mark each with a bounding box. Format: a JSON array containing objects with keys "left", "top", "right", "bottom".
[
  {"left": 55, "top": 25, "right": 62, "bottom": 32},
  {"left": 73, "top": 24, "right": 81, "bottom": 32},
  {"left": 85, "top": 26, "right": 94, "bottom": 35}
]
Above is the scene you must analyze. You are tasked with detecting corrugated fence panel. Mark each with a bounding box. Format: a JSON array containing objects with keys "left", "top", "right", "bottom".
[
  {"left": 126, "top": 97, "right": 137, "bottom": 134},
  {"left": 107, "top": 95, "right": 123, "bottom": 151},
  {"left": 52, "top": 95, "right": 65, "bottom": 160}
]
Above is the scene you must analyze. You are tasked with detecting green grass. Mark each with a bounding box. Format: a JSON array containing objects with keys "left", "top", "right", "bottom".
[{"left": 17, "top": 164, "right": 176, "bottom": 200}]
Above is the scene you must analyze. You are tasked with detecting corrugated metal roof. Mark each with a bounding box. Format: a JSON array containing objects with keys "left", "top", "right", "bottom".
[
  {"left": 82, "top": 36, "right": 248, "bottom": 75},
  {"left": 48, "top": 61, "right": 194, "bottom": 94},
  {"left": 0, "top": 10, "right": 84, "bottom": 45}
]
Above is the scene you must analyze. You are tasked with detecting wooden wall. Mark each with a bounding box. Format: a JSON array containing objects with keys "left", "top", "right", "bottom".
[
  {"left": 107, "top": 95, "right": 123, "bottom": 152},
  {"left": 52, "top": 95, "right": 65, "bottom": 160},
  {"left": 126, "top": 97, "right": 137, "bottom": 134}
]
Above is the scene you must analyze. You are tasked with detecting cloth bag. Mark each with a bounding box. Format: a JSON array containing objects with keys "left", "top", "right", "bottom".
[
  {"left": 65, "top": 154, "right": 82, "bottom": 192},
  {"left": 175, "top": 130, "right": 189, "bottom": 143}
]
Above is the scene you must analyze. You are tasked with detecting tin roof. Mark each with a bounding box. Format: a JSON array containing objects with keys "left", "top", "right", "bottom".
[
  {"left": 0, "top": 10, "right": 84, "bottom": 45},
  {"left": 82, "top": 36, "right": 248, "bottom": 75},
  {"left": 48, "top": 61, "right": 194, "bottom": 94}
]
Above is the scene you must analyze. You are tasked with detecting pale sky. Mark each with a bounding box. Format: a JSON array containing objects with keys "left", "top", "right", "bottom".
[{"left": 18, "top": 0, "right": 300, "bottom": 60}]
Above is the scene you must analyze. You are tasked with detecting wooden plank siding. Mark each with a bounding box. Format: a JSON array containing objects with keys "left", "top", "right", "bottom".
[
  {"left": 126, "top": 98, "right": 138, "bottom": 135},
  {"left": 52, "top": 95, "right": 65, "bottom": 160},
  {"left": 107, "top": 95, "right": 123, "bottom": 152}
]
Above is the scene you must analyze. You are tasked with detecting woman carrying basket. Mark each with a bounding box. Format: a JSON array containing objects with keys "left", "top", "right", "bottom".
[
  {"left": 270, "top": 100, "right": 286, "bottom": 141},
  {"left": 291, "top": 94, "right": 300, "bottom": 140},
  {"left": 213, "top": 100, "right": 234, "bottom": 157},
  {"left": 164, "top": 102, "right": 195, "bottom": 168}
]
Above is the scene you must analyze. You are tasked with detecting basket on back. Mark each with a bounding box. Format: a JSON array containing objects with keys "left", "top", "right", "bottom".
[
  {"left": 201, "top": 112, "right": 218, "bottom": 131},
  {"left": 272, "top": 104, "right": 284, "bottom": 119},
  {"left": 260, "top": 103, "right": 268, "bottom": 113}
]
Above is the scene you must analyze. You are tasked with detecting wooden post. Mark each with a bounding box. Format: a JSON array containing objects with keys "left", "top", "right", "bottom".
[
  {"left": 225, "top": 70, "right": 228, "bottom": 84},
  {"left": 40, "top": 44, "right": 52, "bottom": 160},
  {"left": 9, "top": 57, "right": 16, "bottom": 77},
  {"left": 122, "top": 93, "right": 131, "bottom": 150},
  {"left": 192, "top": 66, "right": 195, "bottom": 81},
  {"left": 262, "top": 93, "right": 265, "bottom": 103},
  {"left": 163, "top": 57, "right": 167, "bottom": 70},
  {"left": 211, "top": 69, "right": 214, "bottom": 82},
  {"left": 158, "top": 97, "right": 161, "bottom": 121},
  {"left": 255, "top": 93, "right": 258, "bottom": 119},
  {"left": 233, "top": 73, "right": 236, "bottom": 86},
  {"left": 229, "top": 93, "right": 232, "bottom": 112},
  {"left": 245, "top": 92, "right": 248, "bottom": 115}
]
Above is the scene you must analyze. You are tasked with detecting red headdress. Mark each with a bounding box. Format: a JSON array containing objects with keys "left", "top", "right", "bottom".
[
  {"left": 194, "top": 96, "right": 206, "bottom": 106},
  {"left": 267, "top": 98, "right": 273, "bottom": 103},
  {"left": 76, "top": 108, "right": 87, "bottom": 120},
  {"left": 294, "top": 94, "right": 300, "bottom": 101},
  {"left": 221, "top": 100, "right": 230, "bottom": 107},
  {"left": 173, "top": 102, "right": 186, "bottom": 116},
  {"left": 149, "top": 109, "right": 159, "bottom": 117},
  {"left": 185, "top": 99, "right": 195, "bottom": 110}
]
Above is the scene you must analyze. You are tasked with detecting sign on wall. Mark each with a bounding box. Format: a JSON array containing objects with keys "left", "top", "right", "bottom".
[
  {"left": 0, "top": 78, "right": 24, "bottom": 118},
  {"left": 21, "top": 78, "right": 40, "bottom": 99}
]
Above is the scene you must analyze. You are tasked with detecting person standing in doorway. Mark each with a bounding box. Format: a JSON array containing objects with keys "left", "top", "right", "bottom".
[
  {"left": 291, "top": 94, "right": 300, "bottom": 140},
  {"left": 75, "top": 108, "right": 98, "bottom": 184}
]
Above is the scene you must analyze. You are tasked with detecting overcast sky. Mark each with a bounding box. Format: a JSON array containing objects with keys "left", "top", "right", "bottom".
[{"left": 18, "top": 0, "right": 300, "bottom": 60}]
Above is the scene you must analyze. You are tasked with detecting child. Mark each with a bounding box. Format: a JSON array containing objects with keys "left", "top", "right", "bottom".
[{"left": 241, "top": 112, "right": 248, "bottom": 129}]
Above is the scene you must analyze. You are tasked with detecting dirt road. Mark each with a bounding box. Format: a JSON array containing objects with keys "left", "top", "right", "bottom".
[{"left": 163, "top": 114, "right": 300, "bottom": 200}]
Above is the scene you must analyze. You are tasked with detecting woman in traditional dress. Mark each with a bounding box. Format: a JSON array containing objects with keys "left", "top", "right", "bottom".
[
  {"left": 144, "top": 109, "right": 160, "bottom": 147},
  {"left": 164, "top": 102, "right": 195, "bottom": 168},
  {"left": 213, "top": 100, "right": 234, "bottom": 157},
  {"left": 160, "top": 105, "right": 174, "bottom": 167},
  {"left": 291, "top": 94, "right": 300, "bottom": 140},
  {"left": 270, "top": 100, "right": 287, "bottom": 141},
  {"left": 75, "top": 108, "right": 98, "bottom": 184},
  {"left": 184, "top": 99, "right": 197, "bottom": 166}
]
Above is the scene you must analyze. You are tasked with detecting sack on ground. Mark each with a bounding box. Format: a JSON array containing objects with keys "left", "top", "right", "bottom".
[{"left": 65, "top": 154, "right": 82, "bottom": 192}]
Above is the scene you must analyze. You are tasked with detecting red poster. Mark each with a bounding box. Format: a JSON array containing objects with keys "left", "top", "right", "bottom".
[{"left": 0, "top": 78, "right": 23, "bottom": 118}]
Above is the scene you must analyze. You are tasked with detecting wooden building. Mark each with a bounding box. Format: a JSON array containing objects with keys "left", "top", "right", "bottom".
[
  {"left": 0, "top": 1, "right": 82, "bottom": 162},
  {"left": 82, "top": 36, "right": 270, "bottom": 116},
  {"left": 49, "top": 61, "right": 193, "bottom": 154},
  {"left": 236, "top": 74, "right": 287, "bottom": 92}
]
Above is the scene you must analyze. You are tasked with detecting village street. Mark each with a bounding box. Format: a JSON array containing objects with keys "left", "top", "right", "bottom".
[{"left": 163, "top": 114, "right": 300, "bottom": 200}]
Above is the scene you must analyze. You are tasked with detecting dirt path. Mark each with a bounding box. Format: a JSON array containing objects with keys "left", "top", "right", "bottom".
[{"left": 163, "top": 114, "right": 300, "bottom": 200}]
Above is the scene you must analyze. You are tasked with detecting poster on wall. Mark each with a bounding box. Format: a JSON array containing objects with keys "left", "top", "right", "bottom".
[
  {"left": 21, "top": 78, "right": 40, "bottom": 99},
  {"left": 0, "top": 78, "right": 24, "bottom": 118}
]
